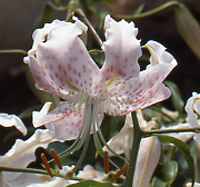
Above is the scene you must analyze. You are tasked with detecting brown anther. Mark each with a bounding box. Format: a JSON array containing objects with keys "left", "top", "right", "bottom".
[
  {"left": 67, "top": 169, "right": 73, "bottom": 177},
  {"left": 110, "top": 165, "right": 130, "bottom": 182},
  {"left": 103, "top": 150, "right": 109, "bottom": 174},
  {"left": 41, "top": 153, "right": 53, "bottom": 178},
  {"left": 50, "top": 149, "right": 62, "bottom": 169}
]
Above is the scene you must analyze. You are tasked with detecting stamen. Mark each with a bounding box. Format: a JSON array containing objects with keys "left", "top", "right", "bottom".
[
  {"left": 110, "top": 165, "right": 130, "bottom": 182},
  {"left": 103, "top": 150, "right": 109, "bottom": 174},
  {"left": 67, "top": 169, "right": 74, "bottom": 177},
  {"left": 41, "top": 153, "right": 53, "bottom": 178},
  {"left": 50, "top": 149, "right": 62, "bottom": 169}
]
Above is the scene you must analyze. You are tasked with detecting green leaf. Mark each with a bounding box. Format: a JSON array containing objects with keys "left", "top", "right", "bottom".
[
  {"left": 157, "top": 135, "right": 195, "bottom": 185},
  {"left": 151, "top": 177, "right": 168, "bottom": 187},
  {"left": 164, "top": 81, "right": 184, "bottom": 113},
  {"left": 66, "top": 180, "right": 116, "bottom": 187},
  {"left": 163, "top": 160, "right": 178, "bottom": 185},
  {"left": 175, "top": 4, "right": 200, "bottom": 59},
  {"left": 100, "top": 115, "right": 125, "bottom": 142}
]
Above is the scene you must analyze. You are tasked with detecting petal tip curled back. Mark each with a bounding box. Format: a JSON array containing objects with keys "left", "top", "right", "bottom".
[
  {"left": 0, "top": 113, "right": 27, "bottom": 136},
  {"left": 33, "top": 102, "right": 52, "bottom": 128}
]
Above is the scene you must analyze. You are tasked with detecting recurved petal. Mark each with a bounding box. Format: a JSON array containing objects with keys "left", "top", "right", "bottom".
[
  {"left": 106, "top": 80, "right": 171, "bottom": 116},
  {"left": 145, "top": 40, "right": 177, "bottom": 68},
  {"left": 33, "top": 101, "right": 75, "bottom": 128},
  {"left": 31, "top": 20, "right": 70, "bottom": 51},
  {"left": 101, "top": 15, "right": 141, "bottom": 82},
  {"left": 0, "top": 113, "right": 27, "bottom": 136}
]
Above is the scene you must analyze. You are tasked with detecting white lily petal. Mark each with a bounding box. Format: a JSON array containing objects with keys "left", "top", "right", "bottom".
[
  {"left": 133, "top": 137, "right": 161, "bottom": 187},
  {"left": 0, "top": 129, "right": 56, "bottom": 182},
  {"left": 0, "top": 113, "right": 27, "bottom": 136}
]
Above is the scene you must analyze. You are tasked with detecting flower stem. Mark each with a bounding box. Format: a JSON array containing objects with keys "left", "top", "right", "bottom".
[
  {"left": 0, "top": 166, "right": 48, "bottom": 175},
  {"left": 144, "top": 127, "right": 200, "bottom": 137},
  {"left": 0, "top": 49, "right": 27, "bottom": 55},
  {"left": 124, "top": 112, "right": 144, "bottom": 187},
  {"left": 113, "top": 1, "right": 181, "bottom": 19},
  {"left": 74, "top": 9, "right": 103, "bottom": 47}
]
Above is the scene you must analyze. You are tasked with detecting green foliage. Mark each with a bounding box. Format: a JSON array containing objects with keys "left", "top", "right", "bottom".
[
  {"left": 151, "top": 177, "right": 168, "bottom": 187},
  {"left": 162, "top": 160, "right": 178, "bottom": 185},
  {"left": 66, "top": 180, "right": 116, "bottom": 187},
  {"left": 157, "top": 135, "right": 195, "bottom": 185},
  {"left": 100, "top": 115, "right": 125, "bottom": 142},
  {"left": 164, "top": 81, "right": 184, "bottom": 113}
]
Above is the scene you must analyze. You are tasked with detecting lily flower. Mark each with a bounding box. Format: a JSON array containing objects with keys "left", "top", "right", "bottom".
[{"left": 24, "top": 15, "right": 177, "bottom": 142}]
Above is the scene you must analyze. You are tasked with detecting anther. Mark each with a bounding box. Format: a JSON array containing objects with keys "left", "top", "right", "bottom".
[
  {"left": 103, "top": 150, "right": 109, "bottom": 174},
  {"left": 110, "top": 165, "right": 130, "bottom": 182},
  {"left": 41, "top": 153, "right": 53, "bottom": 178},
  {"left": 50, "top": 149, "right": 62, "bottom": 170},
  {"left": 67, "top": 169, "right": 73, "bottom": 177}
]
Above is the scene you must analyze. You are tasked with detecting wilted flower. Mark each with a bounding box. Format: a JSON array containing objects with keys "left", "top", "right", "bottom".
[{"left": 24, "top": 15, "right": 177, "bottom": 142}]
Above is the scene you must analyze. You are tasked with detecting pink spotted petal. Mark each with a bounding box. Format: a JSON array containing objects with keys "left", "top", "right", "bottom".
[
  {"left": 25, "top": 19, "right": 107, "bottom": 101},
  {"left": 33, "top": 102, "right": 104, "bottom": 141},
  {"left": 33, "top": 102, "right": 75, "bottom": 128},
  {"left": 46, "top": 110, "right": 104, "bottom": 141},
  {"left": 106, "top": 40, "right": 177, "bottom": 116},
  {"left": 101, "top": 15, "right": 141, "bottom": 82},
  {"left": 24, "top": 20, "right": 84, "bottom": 100},
  {"left": 106, "top": 83, "right": 170, "bottom": 116}
]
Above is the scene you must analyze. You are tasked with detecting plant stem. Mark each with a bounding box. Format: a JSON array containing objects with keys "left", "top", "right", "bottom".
[
  {"left": 144, "top": 127, "right": 200, "bottom": 137},
  {"left": 0, "top": 166, "right": 48, "bottom": 175},
  {"left": 113, "top": 1, "right": 181, "bottom": 19},
  {"left": 0, "top": 49, "right": 27, "bottom": 55},
  {"left": 124, "top": 112, "right": 144, "bottom": 187},
  {"left": 75, "top": 9, "right": 103, "bottom": 47}
]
